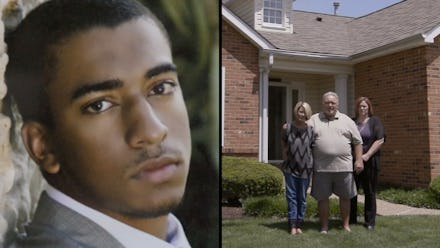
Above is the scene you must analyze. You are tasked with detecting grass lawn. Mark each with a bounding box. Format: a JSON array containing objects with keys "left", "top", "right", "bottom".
[{"left": 222, "top": 216, "right": 440, "bottom": 247}]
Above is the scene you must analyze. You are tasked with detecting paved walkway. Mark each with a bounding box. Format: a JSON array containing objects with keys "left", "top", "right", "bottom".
[
  {"left": 357, "top": 195, "right": 440, "bottom": 216},
  {"left": 222, "top": 195, "right": 440, "bottom": 219}
]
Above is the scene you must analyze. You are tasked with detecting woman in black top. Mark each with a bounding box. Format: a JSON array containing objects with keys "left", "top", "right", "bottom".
[{"left": 350, "top": 97, "right": 385, "bottom": 230}]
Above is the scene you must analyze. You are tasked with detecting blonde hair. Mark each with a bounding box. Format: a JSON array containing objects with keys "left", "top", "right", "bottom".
[{"left": 293, "top": 101, "right": 313, "bottom": 120}]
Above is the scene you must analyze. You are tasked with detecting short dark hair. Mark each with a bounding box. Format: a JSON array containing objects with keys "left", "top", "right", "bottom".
[{"left": 5, "top": 0, "right": 167, "bottom": 127}]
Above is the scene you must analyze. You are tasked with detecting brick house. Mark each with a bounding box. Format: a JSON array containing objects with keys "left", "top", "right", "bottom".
[{"left": 221, "top": 0, "right": 440, "bottom": 188}]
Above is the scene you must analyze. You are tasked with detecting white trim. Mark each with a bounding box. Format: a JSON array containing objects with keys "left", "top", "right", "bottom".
[
  {"left": 261, "top": 23, "right": 285, "bottom": 29},
  {"left": 221, "top": 66, "right": 225, "bottom": 147},
  {"left": 351, "top": 34, "right": 428, "bottom": 63},
  {"left": 262, "top": 1, "right": 283, "bottom": 25},
  {"left": 262, "top": 10, "right": 283, "bottom": 25},
  {"left": 259, "top": 66, "right": 270, "bottom": 162},
  {"left": 423, "top": 24, "right": 440, "bottom": 43},
  {"left": 266, "top": 49, "right": 350, "bottom": 61},
  {"left": 262, "top": 54, "right": 354, "bottom": 75},
  {"left": 222, "top": 5, "right": 274, "bottom": 50}
]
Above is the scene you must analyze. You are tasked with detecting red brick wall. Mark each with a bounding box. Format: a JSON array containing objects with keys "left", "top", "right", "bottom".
[
  {"left": 222, "top": 20, "right": 260, "bottom": 157},
  {"left": 427, "top": 36, "right": 440, "bottom": 181},
  {"left": 355, "top": 46, "right": 432, "bottom": 188}
]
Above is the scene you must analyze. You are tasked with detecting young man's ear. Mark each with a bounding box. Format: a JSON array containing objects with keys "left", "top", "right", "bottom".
[{"left": 21, "top": 122, "right": 60, "bottom": 174}]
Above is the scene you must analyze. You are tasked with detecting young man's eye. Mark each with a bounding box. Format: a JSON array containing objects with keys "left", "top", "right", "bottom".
[
  {"left": 149, "top": 80, "right": 176, "bottom": 96},
  {"left": 82, "top": 100, "right": 113, "bottom": 114}
]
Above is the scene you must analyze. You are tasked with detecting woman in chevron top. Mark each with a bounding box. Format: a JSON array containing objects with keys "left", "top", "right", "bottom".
[{"left": 281, "top": 101, "right": 314, "bottom": 235}]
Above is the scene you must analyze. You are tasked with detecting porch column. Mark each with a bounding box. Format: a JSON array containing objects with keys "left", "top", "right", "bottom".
[
  {"left": 334, "top": 74, "right": 348, "bottom": 114},
  {"left": 259, "top": 66, "right": 269, "bottom": 162}
]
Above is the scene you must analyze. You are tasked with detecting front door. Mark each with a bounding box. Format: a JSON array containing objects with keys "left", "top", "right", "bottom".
[{"left": 268, "top": 84, "right": 299, "bottom": 161}]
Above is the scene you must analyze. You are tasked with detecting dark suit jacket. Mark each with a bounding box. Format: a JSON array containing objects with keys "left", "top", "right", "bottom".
[{"left": 12, "top": 191, "right": 125, "bottom": 248}]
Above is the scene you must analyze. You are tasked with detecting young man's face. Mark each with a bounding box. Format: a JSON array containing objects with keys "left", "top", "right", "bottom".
[{"left": 45, "top": 18, "right": 191, "bottom": 218}]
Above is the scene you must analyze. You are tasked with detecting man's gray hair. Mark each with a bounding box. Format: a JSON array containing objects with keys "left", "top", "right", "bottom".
[{"left": 322, "top": 91, "right": 339, "bottom": 102}]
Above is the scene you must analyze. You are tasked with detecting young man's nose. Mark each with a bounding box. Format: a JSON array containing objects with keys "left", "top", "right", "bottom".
[{"left": 124, "top": 96, "right": 168, "bottom": 149}]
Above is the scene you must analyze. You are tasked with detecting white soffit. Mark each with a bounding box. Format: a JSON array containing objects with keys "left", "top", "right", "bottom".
[
  {"left": 351, "top": 34, "right": 428, "bottom": 64},
  {"left": 423, "top": 23, "right": 440, "bottom": 43}
]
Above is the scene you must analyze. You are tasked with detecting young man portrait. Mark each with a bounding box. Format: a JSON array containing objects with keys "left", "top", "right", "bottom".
[{"left": 5, "top": 0, "right": 194, "bottom": 247}]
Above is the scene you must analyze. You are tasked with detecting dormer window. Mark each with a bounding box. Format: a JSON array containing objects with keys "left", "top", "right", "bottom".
[{"left": 263, "top": 0, "right": 282, "bottom": 25}]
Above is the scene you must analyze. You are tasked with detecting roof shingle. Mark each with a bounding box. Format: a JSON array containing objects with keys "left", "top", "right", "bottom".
[{"left": 252, "top": 0, "right": 440, "bottom": 56}]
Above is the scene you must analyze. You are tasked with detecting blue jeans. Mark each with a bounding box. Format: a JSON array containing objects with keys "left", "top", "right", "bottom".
[{"left": 284, "top": 172, "right": 310, "bottom": 228}]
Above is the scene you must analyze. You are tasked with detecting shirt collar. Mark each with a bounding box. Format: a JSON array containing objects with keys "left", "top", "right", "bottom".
[
  {"left": 319, "top": 111, "right": 340, "bottom": 121},
  {"left": 45, "top": 184, "right": 191, "bottom": 248}
]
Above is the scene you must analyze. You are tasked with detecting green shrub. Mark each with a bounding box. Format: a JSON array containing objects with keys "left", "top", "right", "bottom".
[
  {"left": 243, "top": 194, "right": 364, "bottom": 218},
  {"left": 430, "top": 175, "right": 440, "bottom": 202},
  {"left": 222, "top": 156, "right": 283, "bottom": 203},
  {"left": 243, "top": 195, "right": 286, "bottom": 217},
  {"left": 378, "top": 187, "right": 440, "bottom": 209}
]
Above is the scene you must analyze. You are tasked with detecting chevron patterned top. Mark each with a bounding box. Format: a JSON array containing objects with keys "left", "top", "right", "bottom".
[{"left": 282, "top": 123, "right": 314, "bottom": 178}]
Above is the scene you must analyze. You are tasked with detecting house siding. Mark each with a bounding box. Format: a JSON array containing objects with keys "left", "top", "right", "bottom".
[
  {"left": 427, "top": 36, "right": 440, "bottom": 181},
  {"left": 355, "top": 46, "right": 432, "bottom": 188},
  {"left": 304, "top": 80, "right": 334, "bottom": 114},
  {"left": 222, "top": 20, "right": 260, "bottom": 157},
  {"left": 226, "top": 0, "right": 255, "bottom": 27}
]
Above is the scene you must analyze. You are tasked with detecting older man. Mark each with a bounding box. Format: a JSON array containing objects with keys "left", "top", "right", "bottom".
[{"left": 308, "top": 92, "right": 363, "bottom": 233}]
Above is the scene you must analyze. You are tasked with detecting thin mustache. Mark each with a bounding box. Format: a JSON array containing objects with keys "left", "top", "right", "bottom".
[
  {"left": 134, "top": 146, "right": 162, "bottom": 164},
  {"left": 132, "top": 146, "right": 182, "bottom": 166}
]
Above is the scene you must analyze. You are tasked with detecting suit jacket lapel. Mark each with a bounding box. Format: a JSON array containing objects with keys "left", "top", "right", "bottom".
[{"left": 25, "top": 191, "right": 124, "bottom": 248}]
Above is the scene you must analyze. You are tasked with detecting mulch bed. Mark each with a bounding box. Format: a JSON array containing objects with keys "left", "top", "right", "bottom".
[{"left": 222, "top": 206, "right": 245, "bottom": 219}]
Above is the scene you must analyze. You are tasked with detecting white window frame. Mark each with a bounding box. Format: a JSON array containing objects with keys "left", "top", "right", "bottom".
[{"left": 263, "top": 0, "right": 283, "bottom": 26}]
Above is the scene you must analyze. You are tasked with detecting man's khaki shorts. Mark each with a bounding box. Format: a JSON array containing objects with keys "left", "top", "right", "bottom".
[{"left": 311, "top": 171, "right": 357, "bottom": 201}]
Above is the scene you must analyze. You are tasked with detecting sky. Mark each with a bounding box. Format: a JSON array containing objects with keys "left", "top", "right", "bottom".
[{"left": 292, "top": 0, "right": 403, "bottom": 18}]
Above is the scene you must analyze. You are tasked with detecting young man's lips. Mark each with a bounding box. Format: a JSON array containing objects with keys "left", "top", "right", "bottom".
[
  {"left": 134, "top": 164, "right": 177, "bottom": 184},
  {"left": 131, "top": 156, "right": 180, "bottom": 184}
]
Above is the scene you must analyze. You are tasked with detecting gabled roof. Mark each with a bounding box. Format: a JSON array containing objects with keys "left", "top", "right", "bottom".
[
  {"left": 223, "top": 0, "right": 440, "bottom": 60},
  {"left": 259, "top": 11, "right": 354, "bottom": 56},
  {"left": 222, "top": 5, "right": 274, "bottom": 50},
  {"left": 349, "top": 0, "right": 440, "bottom": 55}
]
